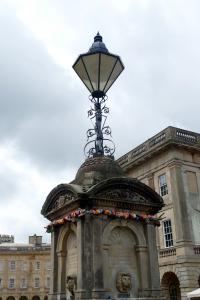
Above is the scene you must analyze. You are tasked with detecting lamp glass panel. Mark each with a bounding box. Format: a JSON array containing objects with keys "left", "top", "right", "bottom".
[
  {"left": 99, "top": 54, "right": 117, "bottom": 91},
  {"left": 73, "top": 58, "right": 93, "bottom": 92},
  {"left": 82, "top": 53, "right": 99, "bottom": 91},
  {"left": 103, "top": 59, "right": 124, "bottom": 93}
]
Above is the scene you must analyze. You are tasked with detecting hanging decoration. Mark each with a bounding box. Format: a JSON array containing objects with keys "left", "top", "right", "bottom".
[{"left": 46, "top": 208, "right": 161, "bottom": 231}]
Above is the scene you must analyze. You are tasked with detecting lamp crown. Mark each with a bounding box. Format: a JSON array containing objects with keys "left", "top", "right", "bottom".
[
  {"left": 89, "top": 32, "right": 108, "bottom": 53},
  {"left": 94, "top": 32, "right": 102, "bottom": 42}
]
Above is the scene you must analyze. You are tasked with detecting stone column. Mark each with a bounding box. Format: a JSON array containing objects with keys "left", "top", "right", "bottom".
[
  {"left": 76, "top": 219, "right": 86, "bottom": 299},
  {"left": 57, "top": 250, "right": 67, "bottom": 300},
  {"left": 49, "top": 228, "right": 59, "bottom": 300},
  {"left": 136, "top": 245, "right": 150, "bottom": 297},
  {"left": 169, "top": 164, "right": 192, "bottom": 243},
  {"left": 146, "top": 223, "right": 161, "bottom": 297},
  {"left": 75, "top": 214, "right": 93, "bottom": 300},
  {"left": 92, "top": 217, "right": 106, "bottom": 299}
]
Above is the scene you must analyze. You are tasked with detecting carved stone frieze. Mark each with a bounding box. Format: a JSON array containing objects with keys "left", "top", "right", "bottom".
[
  {"left": 50, "top": 192, "right": 76, "bottom": 212},
  {"left": 95, "top": 189, "right": 148, "bottom": 204}
]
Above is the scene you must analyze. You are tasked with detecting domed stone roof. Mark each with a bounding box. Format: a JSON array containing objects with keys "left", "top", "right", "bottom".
[{"left": 73, "top": 155, "right": 124, "bottom": 187}]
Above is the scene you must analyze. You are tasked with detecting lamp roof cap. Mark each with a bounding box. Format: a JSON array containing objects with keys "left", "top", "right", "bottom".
[{"left": 89, "top": 32, "right": 108, "bottom": 54}]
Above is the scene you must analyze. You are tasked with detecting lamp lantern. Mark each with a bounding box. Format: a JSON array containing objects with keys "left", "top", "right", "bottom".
[{"left": 73, "top": 33, "right": 124, "bottom": 157}]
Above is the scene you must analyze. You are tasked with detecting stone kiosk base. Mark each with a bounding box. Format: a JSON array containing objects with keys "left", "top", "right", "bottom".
[{"left": 42, "top": 157, "right": 165, "bottom": 300}]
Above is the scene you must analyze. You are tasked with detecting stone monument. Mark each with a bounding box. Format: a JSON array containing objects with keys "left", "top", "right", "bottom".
[{"left": 41, "top": 33, "right": 164, "bottom": 300}]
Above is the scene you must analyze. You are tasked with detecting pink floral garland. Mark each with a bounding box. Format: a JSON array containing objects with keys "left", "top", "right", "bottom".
[{"left": 46, "top": 208, "right": 160, "bottom": 231}]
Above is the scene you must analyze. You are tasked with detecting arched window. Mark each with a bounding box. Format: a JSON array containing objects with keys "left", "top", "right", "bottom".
[
  {"left": 7, "top": 297, "right": 15, "bottom": 300},
  {"left": 19, "top": 297, "right": 28, "bottom": 300}
]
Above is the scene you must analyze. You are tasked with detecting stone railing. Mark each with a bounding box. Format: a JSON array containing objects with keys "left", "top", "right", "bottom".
[
  {"left": 0, "top": 245, "right": 50, "bottom": 252},
  {"left": 118, "top": 126, "right": 200, "bottom": 169},
  {"left": 194, "top": 246, "right": 200, "bottom": 254},
  {"left": 159, "top": 247, "right": 176, "bottom": 258}
]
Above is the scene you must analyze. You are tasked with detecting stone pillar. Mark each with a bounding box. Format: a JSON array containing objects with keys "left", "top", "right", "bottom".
[
  {"left": 169, "top": 164, "right": 192, "bottom": 243},
  {"left": 76, "top": 219, "right": 86, "bottom": 299},
  {"left": 136, "top": 245, "right": 150, "bottom": 297},
  {"left": 57, "top": 250, "right": 67, "bottom": 300},
  {"left": 76, "top": 214, "right": 93, "bottom": 300},
  {"left": 92, "top": 217, "right": 106, "bottom": 299},
  {"left": 49, "top": 228, "right": 59, "bottom": 300},
  {"left": 146, "top": 223, "right": 161, "bottom": 297}
]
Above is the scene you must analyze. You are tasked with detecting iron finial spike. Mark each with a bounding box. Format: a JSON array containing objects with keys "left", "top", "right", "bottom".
[{"left": 94, "top": 32, "right": 102, "bottom": 42}]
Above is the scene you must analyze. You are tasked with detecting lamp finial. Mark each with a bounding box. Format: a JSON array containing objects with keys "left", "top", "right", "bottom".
[{"left": 94, "top": 32, "right": 102, "bottom": 43}]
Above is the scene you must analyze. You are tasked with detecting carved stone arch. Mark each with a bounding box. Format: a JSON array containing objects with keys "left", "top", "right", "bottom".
[
  {"left": 41, "top": 183, "right": 80, "bottom": 217},
  {"left": 161, "top": 272, "right": 181, "bottom": 300},
  {"left": 160, "top": 265, "right": 180, "bottom": 283},
  {"left": 103, "top": 219, "right": 146, "bottom": 247},
  {"left": 102, "top": 219, "right": 146, "bottom": 298},
  {"left": 56, "top": 222, "right": 77, "bottom": 253}
]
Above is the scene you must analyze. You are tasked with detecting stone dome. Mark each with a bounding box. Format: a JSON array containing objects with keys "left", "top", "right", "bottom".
[{"left": 73, "top": 156, "right": 124, "bottom": 187}]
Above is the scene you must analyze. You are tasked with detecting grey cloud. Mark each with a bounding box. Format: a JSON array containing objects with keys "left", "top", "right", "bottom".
[{"left": 0, "top": 6, "right": 89, "bottom": 172}]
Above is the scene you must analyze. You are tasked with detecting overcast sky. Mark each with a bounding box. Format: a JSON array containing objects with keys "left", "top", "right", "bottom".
[{"left": 1, "top": 0, "right": 200, "bottom": 243}]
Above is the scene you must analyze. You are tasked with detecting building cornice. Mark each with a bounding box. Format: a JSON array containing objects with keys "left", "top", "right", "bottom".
[{"left": 117, "top": 126, "right": 200, "bottom": 171}]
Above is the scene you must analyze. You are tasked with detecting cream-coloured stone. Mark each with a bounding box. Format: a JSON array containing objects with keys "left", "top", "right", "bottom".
[
  {"left": 0, "top": 235, "right": 51, "bottom": 300},
  {"left": 118, "top": 126, "right": 200, "bottom": 300}
]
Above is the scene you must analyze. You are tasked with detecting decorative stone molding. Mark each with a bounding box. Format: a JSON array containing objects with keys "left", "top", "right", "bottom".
[
  {"left": 96, "top": 189, "right": 148, "bottom": 204},
  {"left": 50, "top": 192, "right": 75, "bottom": 212}
]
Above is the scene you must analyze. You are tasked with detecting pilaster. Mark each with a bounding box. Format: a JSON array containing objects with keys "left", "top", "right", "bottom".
[
  {"left": 146, "top": 223, "right": 161, "bottom": 297},
  {"left": 92, "top": 217, "right": 106, "bottom": 299},
  {"left": 169, "top": 163, "right": 192, "bottom": 243}
]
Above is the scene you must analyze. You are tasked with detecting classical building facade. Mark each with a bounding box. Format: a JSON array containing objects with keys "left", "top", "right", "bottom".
[
  {"left": 118, "top": 126, "right": 200, "bottom": 300},
  {"left": 0, "top": 234, "right": 51, "bottom": 300}
]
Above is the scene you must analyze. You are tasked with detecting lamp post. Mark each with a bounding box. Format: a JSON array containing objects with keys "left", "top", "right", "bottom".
[{"left": 73, "top": 32, "right": 124, "bottom": 157}]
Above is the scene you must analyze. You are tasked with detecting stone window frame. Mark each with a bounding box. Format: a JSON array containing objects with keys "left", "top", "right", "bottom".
[
  {"left": 21, "top": 261, "right": 28, "bottom": 271},
  {"left": 8, "top": 277, "right": 15, "bottom": 289},
  {"left": 0, "top": 261, "right": 4, "bottom": 271},
  {"left": 9, "top": 261, "right": 16, "bottom": 271},
  {"left": 34, "top": 277, "right": 40, "bottom": 288},
  {"left": 46, "top": 276, "right": 50, "bottom": 288},
  {"left": 163, "top": 219, "right": 174, "bottom": 248},
  {"left": 158, "top": 173, "right": 168, "bottom": 196},
  {"left": 46, "top": 261, "right": 51, "bottom": 271},
  {"left": 35, "top": 261, "right": 40, "bottom": 271},
  {"left": 20, "top": 277, "right": 27, "bottom": 289}
]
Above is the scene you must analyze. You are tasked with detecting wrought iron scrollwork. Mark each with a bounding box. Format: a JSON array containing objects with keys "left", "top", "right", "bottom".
[{"left": 84, "top": 94, "right": 115, "bottom": 158}]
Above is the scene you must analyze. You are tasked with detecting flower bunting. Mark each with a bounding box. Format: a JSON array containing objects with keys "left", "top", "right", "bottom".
[{"left": 46, "top": 208, "right": 160, "bottom": 231}]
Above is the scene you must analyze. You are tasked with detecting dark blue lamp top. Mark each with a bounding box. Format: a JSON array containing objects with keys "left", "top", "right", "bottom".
[{"left": 89, "top": 32, "right": 108, "bottom": 53}]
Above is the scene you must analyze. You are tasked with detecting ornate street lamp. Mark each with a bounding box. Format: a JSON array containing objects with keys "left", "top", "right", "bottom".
[{"left": 73, "top": 32, "right": 124, "bottom": 157}]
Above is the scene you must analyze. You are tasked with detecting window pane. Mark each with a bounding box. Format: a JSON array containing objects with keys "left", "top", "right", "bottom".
[
  {"left": 21, "top": 278, "right": 27, "bottom": 289},
  {"left": 10, "top": 261, "right": 16, "bottom": 271},
  {"left": 159, "top": 174, "right": 168, "bottom": 196},
  {"left": 9, "top": 278, "right": 15, "bottom": 289},
  {"left": 35, "top": 261, "right": 40, "bottom": 270},
  {"left": 34, "top": 277, "right": 40, "bottom": 288},
  {"left": 21, "top": 261, "right": 28, "bottom": 271},
  {"left": 163, "top": 219, "right": 173, "bottom": 248}
]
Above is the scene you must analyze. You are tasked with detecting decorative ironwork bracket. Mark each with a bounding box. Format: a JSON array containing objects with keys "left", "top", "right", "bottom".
[{"left": 84, "top": 95, "right": 115, "bottom": 158}]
